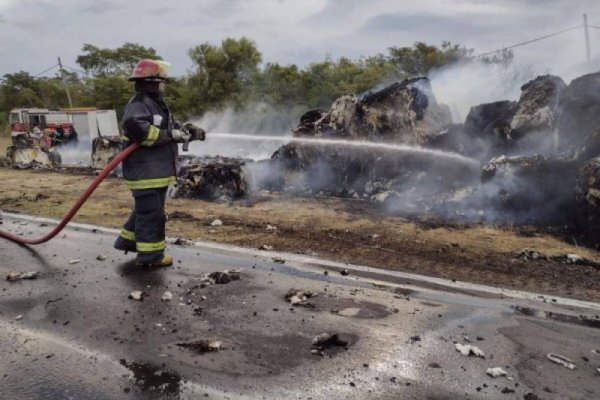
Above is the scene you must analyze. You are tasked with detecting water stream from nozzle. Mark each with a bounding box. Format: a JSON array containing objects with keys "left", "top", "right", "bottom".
[{"left": 208, "top": 132, "right": 480, "bottom": 167}]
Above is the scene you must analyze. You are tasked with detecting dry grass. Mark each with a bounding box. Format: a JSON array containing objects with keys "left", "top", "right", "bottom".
[
  {"left": 0, "top": 133, "right": 11, "bottom": 157},
  {"left": 1, "top": 167, "right": 599, "bottom": 300}
]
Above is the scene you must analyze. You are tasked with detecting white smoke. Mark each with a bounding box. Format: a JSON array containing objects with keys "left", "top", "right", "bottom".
[
  {"left": 430, "top": 59, "right": 547, "bottom": 122},
  {"left": 57, "top": 141, "right": 94, "bottom": 166},
  {"left": 186, "top": 102, "right": 298, "bottom": 160}
]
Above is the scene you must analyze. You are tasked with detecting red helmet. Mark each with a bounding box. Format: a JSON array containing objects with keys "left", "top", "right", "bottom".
[{"left": 128, "top": 59, "right": 171, "bottom": 81}]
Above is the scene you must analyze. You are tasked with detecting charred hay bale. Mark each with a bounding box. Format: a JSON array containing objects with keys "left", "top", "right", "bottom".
[
  {"left": 91, "top": 136, "right": 122, "bottom": 170},
  {"left": 362, "top": 78, "right": 430, "bottom": 120},
  {"left": 271, "top": 142, "right": 479, "bottom": 196},
  {"left": 481, "top": 155, "right": 578, "bottom": 223},
  {"left": 465, "top": 100, "right": 518, "bottom": 139},
  {"left": 293, "top": 109, "right": 329, "bottom": 137},
  {"left": 244, "top": 159, "right": 285, "bottom": 191},
  {"left": 7, "top": 145, "right": 61, "bottom": 169},
  {"left": 510, "top": 75, "right": 566, "bottom": 139},
  {"left": 175, "top": 157, "right": 247, "bottom": 201},
  {"left": 464, "top": 100, "right": 518, "bottom": 158},
  {"left": 558, "top": 71, "right": 600, "bottom": 161},
  {"left": 328, "top": 95, "right": 362, "bottom": 138},
  {"left": 424, "top": 124, "right": 489, "bottom": 158},
  {"left": 360, "top": 77, "right": 451, "bottom": 144},
  {"left": 307, "top": 78, "right": 451, "bottom": 145},
  {"left": 574, "top": 157, "right": 600, "bottom": 244}
]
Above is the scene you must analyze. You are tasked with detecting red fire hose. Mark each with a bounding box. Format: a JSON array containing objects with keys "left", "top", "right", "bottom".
[{"left": 0, "top": 143, "right": 140, "bottom": 245}]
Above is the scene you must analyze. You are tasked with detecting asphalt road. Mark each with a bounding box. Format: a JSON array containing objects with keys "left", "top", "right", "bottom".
[{"left": 0, "top": 213, "right": 599, "bottom": 400}]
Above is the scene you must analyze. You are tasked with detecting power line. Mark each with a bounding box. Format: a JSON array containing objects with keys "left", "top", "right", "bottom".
[
  {"left": 588, "top": 24, "right": 600, "bottom": 30},
  {"left": 34, "top": 64, "right": 59, "bottom": 77},
  {"left": 62, "top": 64, "right": 86, "bottom": 74},
  {"left": 476, "top": 24, "right": 583, "bottom": 57}
]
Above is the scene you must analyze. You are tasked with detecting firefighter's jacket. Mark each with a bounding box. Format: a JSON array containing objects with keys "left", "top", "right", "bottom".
[{"left": 121, "top": 92, "right": 178, "bottom": 190}]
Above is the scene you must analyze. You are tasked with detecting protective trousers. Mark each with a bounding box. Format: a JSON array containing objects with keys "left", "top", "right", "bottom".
[{"left": 114, "top": 187, "right": 167, "bottom": 264}]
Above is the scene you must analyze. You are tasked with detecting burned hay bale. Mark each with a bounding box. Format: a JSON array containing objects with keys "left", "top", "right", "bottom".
[
  {"left": 424, "top": 123, "right": 486, "bottom": 158},
  {"left": 91, "top": 136, "right": 122, "bottom": 170},
  {"left": 510, "top": 75, "right": 566, "bottom": 140},
  {"left": 271, "top": 141, "right": 479, "bottom": 197},
  {"left": 480, "top": 155, "right": 578, "bottom": 222},
  {"left": 293, "top": 109, "right": 329, "bottom": 137},
  {"left": 465, "top": 100, "right": 517, "bottom": 139},
  {"left": 294, "top": 77, "right": 451, "bottom": 145},
  {"left": 174, "top": 156, "right": 248, "bottom": 201},
  {"left": 558, "top": 71, "right": 600, "bottom": 161},
  {"left": 575, "top": 157, "right": 600, "bottom": 245},
  {"left": 7, "top": 145, "right": 61, "bottom": 169}
]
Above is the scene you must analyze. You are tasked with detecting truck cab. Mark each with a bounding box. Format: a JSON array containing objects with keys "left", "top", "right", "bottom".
[
  {"left": 10, "top": 108, "right": 49, "bottom": 134},
  {"left": 9, "top": 108, "right": 73, "bottom": 147}
]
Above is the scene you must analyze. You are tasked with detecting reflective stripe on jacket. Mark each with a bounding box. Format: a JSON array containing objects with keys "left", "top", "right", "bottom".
[{"left": 121, "top": 92, "right": 178, "bottom": 190}]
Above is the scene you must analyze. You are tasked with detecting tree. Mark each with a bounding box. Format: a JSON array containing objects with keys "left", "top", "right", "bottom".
[
  {"left": 388, "top": 41, "right": 473, "bottom": 76},
  {"left": 164, "top": 77, "right": 195, "bottom": 120},
  {"left": 88, "top": 74, "right": 133, "bottom": 120},
  {"left": 187, "top": 37, "right": 262, "bottom": 113},
  {"left": 253, "top": 63, "right": 305, "bottom": 108},
  {"left": 300, "top": 56, "right": 396, "bottom": 109},
  {"left": 0, "top": 71, "right": 43, "bottom": 109},
  {"left": 76, "top": 42, "right": 161, "bottom": 77},
  {"left": 481, "top": 48, "right": 515, "bottom": 67}
]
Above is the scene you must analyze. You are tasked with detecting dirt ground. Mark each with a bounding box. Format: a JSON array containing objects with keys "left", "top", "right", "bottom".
[{"left": 1, "top": 166, "right": 599, "bottom": 302}]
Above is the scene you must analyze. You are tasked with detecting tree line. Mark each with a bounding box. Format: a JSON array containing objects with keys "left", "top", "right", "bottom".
[{"left": 0, "top": 38, "right": 508, "bottom": 130}]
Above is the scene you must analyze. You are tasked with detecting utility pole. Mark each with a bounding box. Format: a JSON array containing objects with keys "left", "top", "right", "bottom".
[
  {"left": 584, "top": 13, "right": 591, "bottom": 62},
  {"left": 57, "top": 56, "right": 73, "bottom": 108}
]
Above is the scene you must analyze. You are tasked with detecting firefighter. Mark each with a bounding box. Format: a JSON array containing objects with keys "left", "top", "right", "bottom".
[{"left": 114, "top": 59, "right": 205, "bottom": 266}]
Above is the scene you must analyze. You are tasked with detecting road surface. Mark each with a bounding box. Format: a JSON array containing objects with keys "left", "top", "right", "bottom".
[{"left": 0, "top": 213, "right": 599, "bottom": 399}]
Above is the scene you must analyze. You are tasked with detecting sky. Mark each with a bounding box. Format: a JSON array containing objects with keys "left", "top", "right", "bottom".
[{"left": 0, "top": 0, "right": 599, "bottom": 79}]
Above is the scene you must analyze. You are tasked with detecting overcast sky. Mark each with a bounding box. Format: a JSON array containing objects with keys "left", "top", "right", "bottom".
[{"left": 0, "top": 0, "right": 599, "bottom": 79}]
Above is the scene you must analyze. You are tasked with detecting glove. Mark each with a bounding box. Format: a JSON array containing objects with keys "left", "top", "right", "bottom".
[
  {"left": 168, "top": 129, "right": 190, "bottom": 143},
  {"left": 184, "top": 122, "right": 206, "bottom": 141}
]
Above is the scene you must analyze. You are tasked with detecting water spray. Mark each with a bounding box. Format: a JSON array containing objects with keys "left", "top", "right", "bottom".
[{"left": 207, "top": 132, "right": 480, "bottom": 167}]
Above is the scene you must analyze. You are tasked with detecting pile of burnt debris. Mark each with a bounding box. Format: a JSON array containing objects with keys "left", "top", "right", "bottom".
[
  {"left": 6, "top": 143, "right": 62, "bottom": 169},
  {"left": 174, "top": 156, "right": 248, "bottom": 202},
  {"left": 4, "top": 136, "right": 121, "bottom": 172},
  {"left": 173, "top": 71, "right": 600, "bottom": 245}
]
